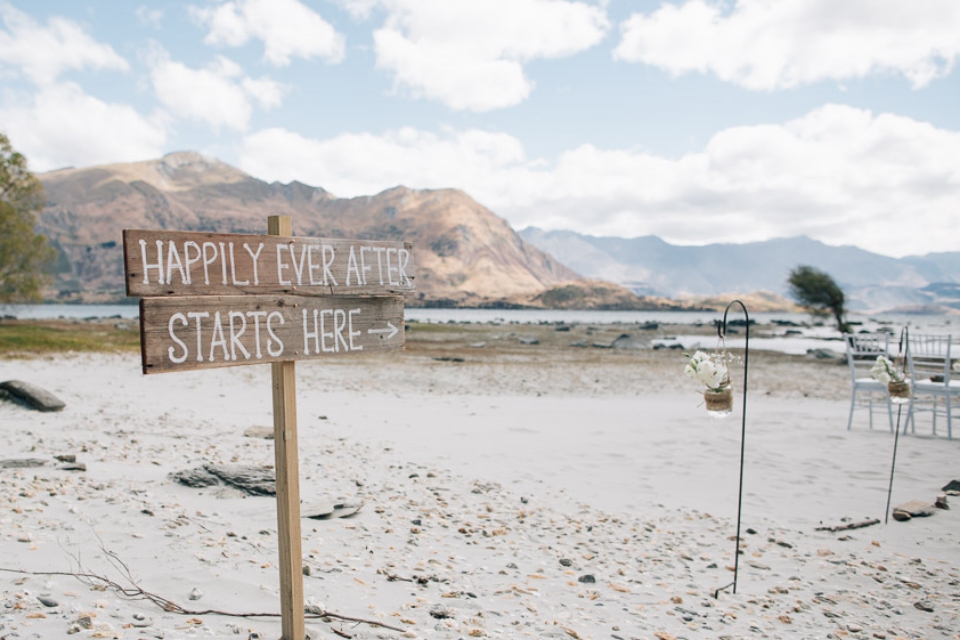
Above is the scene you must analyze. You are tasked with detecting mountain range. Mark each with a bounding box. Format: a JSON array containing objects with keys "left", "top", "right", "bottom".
[
  {"left": 34, "top": 151, "right": 959, "bottom": 313},
  {"left": 518, "top": 230, "right": 960, "bottom": 313}
]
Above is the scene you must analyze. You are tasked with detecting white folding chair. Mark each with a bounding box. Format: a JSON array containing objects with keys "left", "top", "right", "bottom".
[
  {"left": 905, "top": 334, "right": 957, "bottom": 439},
  {"left": 844, "top": 333, "right": 895, "bottom": 432}
]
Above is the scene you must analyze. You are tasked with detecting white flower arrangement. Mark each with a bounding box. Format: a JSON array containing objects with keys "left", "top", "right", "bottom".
[
  {"left": 870, "top": 355, "right": 904, "bottom": 384},
  {"left": 684, "top": 350, "right": 730, "bottom": 392},
  {"left": 872, "top": 354, "right": 911, "bottom": 403}
]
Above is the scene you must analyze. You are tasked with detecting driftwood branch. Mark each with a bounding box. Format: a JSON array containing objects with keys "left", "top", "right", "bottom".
[
  {"left": 0, "top": 566, "right": 405, "bottom": 633},
  {"left": 814, "top": 518, "right": 880, "bottom": 532}
]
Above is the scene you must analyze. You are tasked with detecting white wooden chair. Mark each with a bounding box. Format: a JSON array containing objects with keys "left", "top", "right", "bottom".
[
  {"left": 904, "top": 334, "right": 956, "bottom": 439},
  {"left": 844, "top": 333, "right": 895, "bottom": 432}
]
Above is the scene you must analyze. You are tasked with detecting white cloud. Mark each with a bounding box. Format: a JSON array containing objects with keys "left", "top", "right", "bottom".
[
  {"left": 238, "top": 105, "right": 960, "bottom": 257},
  {"left": 614, "top": 0, "right": 960, "bottom": 90},
  {"left": 336, "top": 0, "right": 378, "bottom": 21},
  {"left": 355, "top": 0, "right": 609, "bottom": 111},
  {"left": 241, "top": 76, "right": 284, "bottom": 109},
  {"left": 0, "top": 82, "right": 166, "bottom": 171},
  {"left": 147, "top": 47, "right": 285, "bottom": 131},
  {"left": 0, "top": 2, "right": 128, "bottom": 85},
  {"left": 135, "top": 6, "right": 165, "bottom": 29},
  {"left": 239, "top": 126, "right": 526, "bottom": 196},
  {"left": 191, "top": 0, "right": 345, "bottom": 66}
]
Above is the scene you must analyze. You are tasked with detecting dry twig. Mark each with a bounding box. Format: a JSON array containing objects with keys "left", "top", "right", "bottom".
[{"left": 0, "top": 566, "right": 405, "bottom": 633}]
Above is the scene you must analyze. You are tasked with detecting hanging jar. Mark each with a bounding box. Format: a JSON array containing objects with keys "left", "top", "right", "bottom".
[
  {"left": 704, "top": 386, "right": 734, "bottom": 418},
  {"left": 887, "top": 380, "right": 911, "bottom": 404}
]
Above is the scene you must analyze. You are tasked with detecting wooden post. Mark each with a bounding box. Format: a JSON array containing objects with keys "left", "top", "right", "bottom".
[
  {"left": 124, "top": 221, "right": 413, "bottom": 639},
  {"left": 269, "top": 215, "right": 306, "bottom": 640}
]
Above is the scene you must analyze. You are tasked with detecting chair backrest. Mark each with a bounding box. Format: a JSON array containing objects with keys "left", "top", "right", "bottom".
[
  {"left": 907, "top": 334, "right": 952, "bottom": 383},
  {"left": 844, "top": 333, "right": 893, "bottom": 382}
]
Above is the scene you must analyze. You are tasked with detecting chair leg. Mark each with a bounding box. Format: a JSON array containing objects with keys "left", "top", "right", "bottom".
[
  {"left": 932, "top": 397, "right": 938, "bottom": 437},
  {"left": 905, "top": 398, "right": 914, "bottom": 435},
  {"left": 847, "top": 391, "right": 857, "bottom": 431},
  {"left": 947, "top": 395, "right": 953, "bottom": 440},
  {"left": 885, "top": 393, "right": 894, "bottom": 433}
]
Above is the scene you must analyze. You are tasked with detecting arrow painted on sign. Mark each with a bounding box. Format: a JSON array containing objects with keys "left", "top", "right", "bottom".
[{"left": 368, "top": 322, "right": 399, "bottom": 340}]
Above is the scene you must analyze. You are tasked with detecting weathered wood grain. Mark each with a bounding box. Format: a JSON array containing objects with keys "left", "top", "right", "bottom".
[
  {"left": 139, "top": 294, "right": 404, "bottom": 374},
  {"left": 124, "top": 229, "right": 415, "bottom": 297},
  {"left": 267, "top": 216, "right": 307, "bottom": 640}
]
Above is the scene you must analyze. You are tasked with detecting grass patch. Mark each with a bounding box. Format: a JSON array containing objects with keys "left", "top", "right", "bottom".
[
  {"left": 0, "top": 320, "right": 140, "bottom": 355},
  {"left": 404, "top": 321, "right": 473, "bottom": 334}
]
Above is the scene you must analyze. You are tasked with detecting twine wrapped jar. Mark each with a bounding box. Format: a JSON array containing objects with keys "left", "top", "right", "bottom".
[
  {"left": 887, "top": 380, "right": 911, "bottom": 404},
  {"left": 704, "top": 387, "right": 734, "bottom": 418}
]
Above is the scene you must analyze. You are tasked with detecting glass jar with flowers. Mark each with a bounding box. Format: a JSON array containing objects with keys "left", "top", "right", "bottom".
[
  {"left": 870, "top": 355, "right": 910, "bottom": 404},
  {"left": 684, "top": 350, "right": 733, "bottom": 418}
]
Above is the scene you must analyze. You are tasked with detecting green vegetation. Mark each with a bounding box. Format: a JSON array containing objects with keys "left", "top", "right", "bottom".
[
  {"left": 535, "top": 284, "right": 587, "bottom": 306},
  {"left": 787, "top": 265, "right": 849, "bottom": 333},
  {"left": 532, "top": 283, "right": 657, "bottom": 310},
  {"left": 403, "top": 321, "right": 469, "bottom": 333},
  {"left": 0, "top": 320, "right": 140, "bottom": 355},
  {"left": 0, "top": 133, "right": 56, "bottom": 303}
]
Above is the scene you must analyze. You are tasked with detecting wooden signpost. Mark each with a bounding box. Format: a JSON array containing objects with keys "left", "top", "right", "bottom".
[{"left": 123, "top": 217, "right": 415, "bottom": 640}]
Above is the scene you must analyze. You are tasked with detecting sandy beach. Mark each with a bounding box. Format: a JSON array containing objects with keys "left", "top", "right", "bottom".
[{"left": 2, "top": 322, "right": 959, "bottom": 639}]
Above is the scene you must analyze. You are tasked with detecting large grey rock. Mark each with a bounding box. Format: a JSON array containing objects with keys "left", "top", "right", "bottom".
[
  {"left": 0, "top": 380, "right": 66, "bottom": 412},
  {"left": 891, "top": 499, "right": 937, "bottom": 522},
  {"left": 171, "top": 464, "right": 276, "bottom": 495},
  {"left": 169, "top": 467, "right": 220, "bottom": 488},
  {"left": 207, "top": 464, "right": 276, "bottom": 496},
  {"left": 611, "top": 333, "right": 648, "bottom": 350}
]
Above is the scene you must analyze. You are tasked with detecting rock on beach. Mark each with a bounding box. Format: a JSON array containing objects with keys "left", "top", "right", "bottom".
[{"left": 0, "top": 380, "right": 66, "bottom": 411}]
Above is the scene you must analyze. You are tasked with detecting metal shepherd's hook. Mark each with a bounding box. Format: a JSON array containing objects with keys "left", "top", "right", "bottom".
[
  {"left": 714, "top": 300, "right": 750, "bottom": 598},
  {"left": 884, "top": 326, "right": 909, "bottom": 525}
]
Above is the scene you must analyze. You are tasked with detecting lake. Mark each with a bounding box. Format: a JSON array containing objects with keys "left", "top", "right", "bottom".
[{"left": 2, "top": 303, "right": 955, "bottom": 335}]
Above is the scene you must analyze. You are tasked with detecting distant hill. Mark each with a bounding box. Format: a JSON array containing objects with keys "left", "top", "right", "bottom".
[
  {"left": 520, "top": 228, "right": 960, "bottom": 313},
  {"left": 37, "top": 152, "right": 677, "bottom": 310}
]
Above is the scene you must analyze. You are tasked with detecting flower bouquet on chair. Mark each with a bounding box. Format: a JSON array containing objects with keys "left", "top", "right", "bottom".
[
  {"left": 871, "top": 355, "right": 910, "bottom": 404},
  {"left": 684, "top": 350, "right": 733, "bottom": 418}
]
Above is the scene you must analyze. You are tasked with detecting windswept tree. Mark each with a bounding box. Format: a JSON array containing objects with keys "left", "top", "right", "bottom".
[
  {"left": 787, "top": 265, "right": 849, "bottom": 333},
  {"left": 0, "top": 133, "right": 55, "bottom": 303}
]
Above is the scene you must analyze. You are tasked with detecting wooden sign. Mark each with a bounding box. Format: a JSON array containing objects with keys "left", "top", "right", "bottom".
[
  {"left": 139, "top": 294, "right": 404, "bottom": 374},
  {"left": 124, "top": 218, "right": 414, "bottom": 640},
  {"left": 123, "top": 229, "right": 415, "bottom": 297}
]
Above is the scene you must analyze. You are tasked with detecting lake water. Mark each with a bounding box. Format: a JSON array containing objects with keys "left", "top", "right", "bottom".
[{"left": 2, "top": 303, "right": 955, "bottom": 335}]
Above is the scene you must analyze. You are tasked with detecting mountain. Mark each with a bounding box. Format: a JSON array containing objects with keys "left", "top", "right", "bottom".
[
  {"left": 519, "top": 228, "right": 960, "bottom": 313},
  {"left": 37, "top": 152, "right": 675, "bottom": 309},
  {"left": 41, "top": 151, "right": 951, "bottom": 313}
]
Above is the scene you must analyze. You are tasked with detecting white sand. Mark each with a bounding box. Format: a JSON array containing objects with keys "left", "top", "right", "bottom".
[{"left": 2, "top": 351, "right": 959, "bottom": 640}]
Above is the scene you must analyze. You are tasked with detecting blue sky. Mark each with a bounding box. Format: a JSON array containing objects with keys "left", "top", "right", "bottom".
[{"left": 1, "top": 0, "right": 958, "bottom": 258}]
